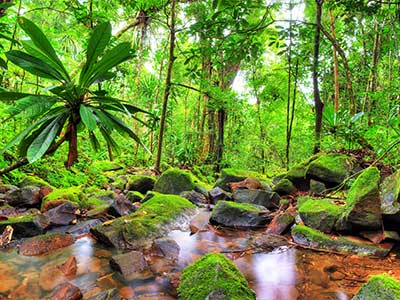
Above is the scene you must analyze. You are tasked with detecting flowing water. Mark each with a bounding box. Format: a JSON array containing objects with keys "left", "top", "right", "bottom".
[{"left": 1, "top": 210, "right": 400, "bottom": 300}]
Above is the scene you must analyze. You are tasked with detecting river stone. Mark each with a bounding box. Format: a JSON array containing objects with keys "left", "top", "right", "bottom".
[
  {"left": 353, "top": 274, "right": 400, "bottom": 300},
  {"left": 310, "top": 179, "right": 327, "bottom": 195},
  {"left": 210, "top": 200, "right": 271, "bottom": 228},
  {"left": 44, "top": 202, "right": 78, "bottom": 226},
  {"left": 232, "top": 189, "right": 280, "bottom": 210},
  {"left": 150, "top": 237, "right": 180, "bottom": 261},
  {"left": 291, "top": 225, "right": 390, "bottom": 257},
  {"left": 154, "top": 168, "right": 195, "bottom": 195},
  {"left": 306, "top": 153, "right": 351, "bottom": 185},
  {"left": 180, "top": 190, "right": 208, "bottom": 206},
  {"left": 209, "top": 187, "right": 231, "bottom": 203},
  {"left": 337, "top": 167, "right": 382, "bottom": 231},
  {"left": 108, "top": 194, "right": 136, "bottom": 217},
  {"left": 381, "top": 169, "right": 400, "bottom": 215},
  {"left": 86, "top": 289, "right": 120, "bottom": 300},
  {"left": 109, "top": 251, "right": 149, "bottom": 280},
  {"left": 178, "top": 253, "right": 256, "bottom": 300},
  {"left": 48, "top": 219, "right": 102, "bottom": 236},
  {"left": 0, "top": 213, "right": 49, "bottom": 238},
  {"left": 91, "top": 192, "right": 195, "bottom": 250},
  {"left": 126, "top": 175, "right": 155, "bottom": 194},
  {"left": 19, "top": 233, "right": 75, "bottom": 256},
  {"left": 273, "top": 178, "right": 297, "bottom": 195},
  {"left": 266, "top": 211, "right": 295, "bottom": 235},
  {"left": 214, "top": 169, "right": 248, "bottom": 192},
  {"left": 51, "top": 282, "right": 82, "bottom": 300},
  {"left": 5, "top": 186, "right": 41, "bottom": 207}
]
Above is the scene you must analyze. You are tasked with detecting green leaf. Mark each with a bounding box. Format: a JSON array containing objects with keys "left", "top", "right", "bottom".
[
  {"left": 4, "top": 95, "right": 58, "bottom": 120},
  {"left": 88, "top": 131, "right": 100, "bottom": 152},
  {"left": 0, "top": 57, "right": 6, "bottom": 70},
  {"left": 0, "top": 2, "right": 14, "bottom": 9},
  {"left": 98, "top": 126, "right": 120, "bottom": 155},
  {"left": 0, "top": 91, "right": 32, "bottom": 101},
  {"left": 80, "top": 105, "right": 97, "bottom": 131}
]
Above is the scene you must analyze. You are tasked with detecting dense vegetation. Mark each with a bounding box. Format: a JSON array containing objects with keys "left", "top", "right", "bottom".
[{"left": 0, "top": 0, "right": 399, "bottom": 186}]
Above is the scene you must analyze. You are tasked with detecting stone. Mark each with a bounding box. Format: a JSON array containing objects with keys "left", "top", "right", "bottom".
[
  {"left": 298, "top": 197, "right": 343, "bottom": 233},
  {"left": 91, "top": 192, "right": 195, "bottom": 250},
  {"left": 86, "top": 190, "right": 116, "bottom": 204},
  {"left": 5, "top": 186, "right": 41, "bottom": 207},
  {"left": 86, "top": 289, "right": 120, "bottom": 300},
  {"left": 214, "top": 168, "right": 266, "bottom": 192},
  {"left": 360, "top": 230, "right": 400, "bottom": 244},
  {"left": 154, "top": 168, "right": 195, "bottom": 195},
  {"left": 8, "top": 281, "right": 42, "bottom": 300},
  {"left": 208, "top": 187, "right": 231, "bottom": 203},
  {"left": 338, "top": 167, "right": 382, "bottom": 231},
  {"left": 42, "top": 187, "right": 85, "bottom": 211},
  {"left": 228, "top": 178, "right": 263, "bottom": 192},
  {"left": 306, "top": 153, "right": 351, "bottom": 185},
  {"left": 291, "top": 225, "right": 390, "bottom": 257},
  {"left": 232, "top": 189, "right": 280, "bottom": 210},
  {"left": 381, "top": 169, "right": 400, "bottom": 215},
  {"left": 180, "top": 190, "right": 208, "bottom": 206},
  {"left": 57, "top": 256, "right": 77, "bottom": 277},
  {"left": 44, "top": 202, "right": 78, "bottom": 226},
  {"left": 108, "top": 194, "right": 137, "bottom": 217},
  {"left": 252, "top": 233, "right": 290, "bottom": 250},
  {"left": 310, "top": 179, "right": 327, "bottom": 195},
  {"left": 353, "top": 274, "right": 400, "bottom": 300},
  {"left": 126, "top": 175, "right": 156, "bottom": 194},
  {"left": 266, "top": 211, "right": 295, "bottom": 235},
  {"left": 0, "top": 213, "right": 49, "bottom": 238},
  {"left": 48, "top": 219, "right": 102, "bottom": 236},
  {"left": 273, "top": 178, "right": 297, "bottom": 195},
  {"left": 126, "top": 190, "right": 144, "bottom": 202},
  {"left": 150, "top": 237, "right": 180, "bottom": 261},
  {"left": 178, "top": 253, "right": 256, "bottom": 300},
  {"left": 210, "top": 200, "right": 271, "bottom": 228},
  {"left": 51, "top": 283, "right": 82, "bottom": 300},
  {"left": 19, "top": 233, "right": 75, "bottom": 256},
  {"left": 109, "top": 251, "right": 149, "bottom": 280}
]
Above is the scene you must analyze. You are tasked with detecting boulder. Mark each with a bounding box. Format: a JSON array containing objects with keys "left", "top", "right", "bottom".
[
  {"left": 90, "top": 192, "right": 195, "bottom": 250},
  {"left": 228, "top": 178, "right": 263, "bottom": 192},
  {"left": 291, "top": 225, "right": 390, "bottom": 257},
  {"left": 310, "top": 179, "right": 327, "bottom": 195},
  {"left": 48, "top": 219, "right": 102, "bottom": 236},
  {"left": 0, "top": 213, "right": 49, "bottom": 238},
  {"left": 338, "top": 167, "right": 382, "bottom": 231},
  {"left": 208, "top": 187, "right": 231, "bottom": 203},
  {"left": 353, "top": 274, "right": 400, "bottom": 300},
  {"left": 273, "top": 179, "right": 297, "bottom": 195},
  {"left": 126, "top": 191, "right": 144, "bottom": 202},
  {"left": 126, "top": 175, "right": 156, "bottom": 194},
  {"left": 210, "top": 200, "right": 271, "bottom": 228},
  {"left": 233, "top": 189, "right": 280, "bottom": 210},
  {"left": 150, "top": 237, "right": 180, "bottom": 261},
  {"left": 42, "top": 187, "right": 84, "bottom": 211},
  {"left": 154, "top": 168, "right": 195, "bottom": 195},
  {"left": 215, "top": 168, "right": 267, "bottom": 192},
  {"left": 306, "top": 153, "right": 351, "bottom": 185},
  {"left": 109, "top": 250, "right": 149, "bottom": 280},
  {"left": 298, "top": 197, "right": 343, "bottom": 233},
  {"left": 51, "top": 283, "right": 82, "bottom": 300},
  {"left": 180, "top": 190, "right": 208, "bottom": 206},
  {"left": 108, "top": 194, "right": 137, "bottom": 217},
  {"left": 266, "top": 211, "right": 295, "bottom": 235},
  {"left": 178, "top": 253, "right": 256, "bottom": 300},
  {"left": 5, "top": 186, "right": 41, "bottom": 207},
  {"left": 19, "top": 233, "right": 75, "bottom": 256},
  {"left": 381, "top": 169, "right": 400, "bottom": 215},
  {"left": 252, "top": 233, "right": 290, "bottom": 250},
  {"left": 86, "top": 190, "right": 116, "bottom": 204},
  {"left": 44, "top": 202, "right": 78, "bottom": 226}
]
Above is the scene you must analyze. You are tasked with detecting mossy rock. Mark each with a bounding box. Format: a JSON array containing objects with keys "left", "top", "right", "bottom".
[
  {"left": 306, "top": 153, "right": 351, "bottom": 185},
  {"left": 42, "top": 186, "right": 102, "bottom": 210},
  {"left": 90, "top": 160, "right": 123, "bottom": 172},
  {"left": 215, "top": 168, "right": 269, "bottom": 192},
  {"left": 353, "top": 274, "right": 400, "bottom": 300},
  {"left": 273, "top": 178, "right": 296, "bottom": 195},
  {"left": 285, "top": 154, "right": 321, "bottom": 183},
  {"left": 90, "top": 192, "right": 196, "bottom": 250},
  {"left": 19, "top": 176, "right": 54, "bottom": 189},
  {"left": 291, "top": 225, "right": 390, "bottom": 257},
  {"left": 381, "top": 169, "right": 400, "bottom": 215},
  {"left": 87, "top": 189, "right": 116, "bottom": 203},
  {"left": 126, "top": 175, "right": 156, "bottom": 194},
  {"left": 0, "top": 213, "right": 48, "bottom": 238},
  {"left": 126, "top": 191, "right": 144, "bottom": 202},
  {"left": 298, "top": 197, "right": 343, "bottom": 233},
  {"left": 338, "top": 167, "right": 382, "bottom": 231},
  {"left": 154, "top": 168, "right": 196, "bottom": 195},
  {"left": 178, "top": 253, "right": 256, "bottom": 300}
]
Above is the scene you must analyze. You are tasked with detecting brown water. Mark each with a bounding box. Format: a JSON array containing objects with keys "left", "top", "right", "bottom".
[{"left": 1, "top": 211, "right": 400, "bottom": 300}]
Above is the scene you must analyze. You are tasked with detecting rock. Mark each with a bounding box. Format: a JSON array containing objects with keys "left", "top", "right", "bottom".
[
  {"left": 338, "top": 167, "right": 382, "bottom": 231},
  {"left": 42, "top": 187, "right": 84, "bottom": 211},
  {"left": 210, "top": 200, "right": 271, "bottom": 228},
  {"left": 360, "top": 230, "right": 400, "bottom": 244},
  {"left": 44, "top": 202, "right": 78, "bottom": 226},
  {"left": 150, "top": 238, "right": 180, "bottom": 261},
  {"left": 8, "top": 281, "right": 42, "bottom": 300},
  {"left": 252, "top": 233, "right": 290, "bottom": 250},
  {"left": 109, "top": 175, "right": 128, "bottom": 190},
  {"left": 208, "top": 187, "right": 231, "bottom": 203},
  {"left": 0, "top": 184, "right": 18, "bottom": 194},
  {"left": 91, "top": 192, "right": 196, "bottom": 250},
  {"left": 19, "top": 175, "right": 53, "bottom": 189},
  {"left": 57, "top": 256, "right": 77, "bottom": 277},
  {"left": 310, "top": 179, "right": 327, "bottom": 195},
  {"left": 51, "top": 283, "right": 82, "bottom": 300},
  {"left": 215, "top": 168, "right": 263, "bottom": 192},
  {"left": 178, "top": 253, "right": 256, "bottom": 300},
  {"left": 126, "top": 175, "right": 156, "bottom": 194},
  {"left": 353, "top": 274, "right": 400, "bottom": 300},
  {"left": 109, "top": 251, "right": 149, "bottom": 280},
  {"left": 19, "top": 233, "right": 75, "bottom": 256},
  {"left": 5, "top": 186, "right": 41, "bottom": 207},
  {"left": 0, "top": 213, "right": 49, "bottom": 238},
  {"left": 306, "top": 153, "right": 351, "bottom": 185},
  {"left": 108, "top": 194, "right": 137, "bottom": 217},
  {"left": 273, "top": 179, "right": 297, "bottom": 195},
  {"left": 298, "top": 197, "right": 343, "bottom": 233},
  {"left": 154, "top": 168, "right": 195, "bottom": 195},
  {"left": 291, "top": 225, "right": 390, "bottom": 257},
  {"left": 381, "top": 169, "right": 400, "bottom": 215},
  {"left": 86, "top": 289, "right": 120, "bottom": 300},
  {"left": 180, "top": 191, "right": 208, "bottom": 206},
  {"left": 266, "top": 211, "right": 295, "bottom": 234},
  {"left": 126, "top": 190, "right": 144, "bottom": 202},
  {"left": 48, "top": 219, "right": 102, "bottom": 236},
  {"left": 228, "top": 178, "right": 263, "bottom": 192},
  {"left": 232, "top": 189, "right": 280, "bottom": 210},
  {"left": 86, "top": 190, "right": 116, "bottom": 204}
]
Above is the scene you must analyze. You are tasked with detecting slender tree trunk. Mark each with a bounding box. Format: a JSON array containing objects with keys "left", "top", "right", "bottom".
[
  {"left": 154, "top": 0, "right": 176, "bottom": 172},
  {"left": 65, "top": 119, "right": 78, "bottom": 168},
  {"left": 214, "top": 109, "right": 225, "bottom": 172},
  {"left": 286, "top": 2, "right": 293, "bottom": 170},
  {"left": 313, "top": 0, "right": 324, "bottom": 154},
  {"left": 329, "top": 11, "right": 339, "bottom": 113}
]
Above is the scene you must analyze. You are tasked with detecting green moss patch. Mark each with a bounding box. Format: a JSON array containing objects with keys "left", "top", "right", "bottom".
[
  {"left": 353, "top": 274, "right": 400, "bottom": 300},
  {"left": 42, "top": 186, "right": 100, "bottom": 210},
  {"left": 154, "top": 168, "right": 196, "bottom": 195},
  {"left": 178, "top": 253, "right": 256, "bottom": 300},
  {"left": 19, "top": 176, "right": 53, "bottom": 188},
  {"left": 306, "top": 153, "right": 351, "bottom": 185}
]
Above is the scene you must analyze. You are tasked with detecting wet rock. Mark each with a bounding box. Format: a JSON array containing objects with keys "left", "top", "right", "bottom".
[
  {"left": 337, "top": 167, "right": 382, "bottom": 231},
  {"left": 381, "top": 169, "right": 400, "bottom": 215},
  {"left": 0, "top": 262, "right": 19, "bottom": 293},
  {"left": 266, "top": 211, "right": 295, "bottom": 234},
  {"left": 126, "top": 190, "right": 144, "bottom": 202},
  {"left": 8, "top": 281, "right": 42, "bottom": 300},
  {"left": 87, "top": 190, "right": 116, "bottom": 204},
  {"left": 180, "top": 190, "right": 208, "bottom": 206},
  {"left": 127, "top": 175, "right": 156, "bottom": 194},
  {"left": 44, "top": 202, "right": 78, "bottom": 226},
  {"left": 273, "top": 178, "right": 297, "bottom": 195},
  {"left": 110, "top": 250, "right": 149, "bottom": 280},
  {"left": 214, "top": 169, "right": 249, "bottom": 192},
  {"left": 178, "top": 253, "right": 256, "bottom": 300},
  {"left": 210, "top": 200, "right": 271, "bottom": 228},
  {"left": 5, "top": 186, "right": 41, "bottom": 207},
  {"left": 291, "top": 225, "right": 391, "bottom": 257},
  {"left": 228, "top": 178, "right": 263, "bottom": 192},
  {"left": 232, "top": 189, "right": 280, "bottom": 210},
  {"left": 58, "top": 256, "right": 77, "bottom": 277},
  {"left": 19, "top": 233, "right": 75, "bottom": 256},
  {"left": 360, "top": 230, "right": 400, "bottom": 244},
  {"left": 252, "top": 233, "right": 290, "bottom": 250},
  {"left": 91, "top": 192, "right": 195, "bottom": 250},
  {"left": 151, "top": 237, "right": 180, "bottom": 261},
  {"left": 51, "top": 282, "right": 82, "bottom": 300},
  {"left": 86, "top": 289, "right": 120, "bottom": 300},
  {"left": 39, "top": 260, "right": 67, "bottom": 291},
  {"left": 310, "top": 179, "right": 327, "bottom": 195},
  {"left": 0, "top": 213, "right": 49, "bottom": 238},
  {"left": 154, "top": 168, "right": 195, "bottom": 195},
  {"left": 306, "top": 153, "right": 351, "bottom": 185},
  {"left": 298, "top": 197, "right": 343, "bottom": 233},
  {"left": 108, "top": 194, "right": 137, "bottom": 217},
  {"left": 353, "top": 274, "right": 400, "bottom": 300},
  {"left": 48, "top": 219, "right": 102, "bottom": 236},
  {"left": 208, "top": 187, "right": 231, "bottom": 203}
]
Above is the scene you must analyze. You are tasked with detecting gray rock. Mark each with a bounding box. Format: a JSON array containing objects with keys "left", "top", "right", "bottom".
[
  {"left": 381, "top": 169, "right": 400, "bottom": 215},
  {"left": 208, "top": 187, "right": 231, "bottom": 203},
  {"left": 109, "top": 251, "right": 149, "bottom": 280},
  {"left": 108, "top": 194, "right": 136, "bottom": 217},
  {"left": 151, "top": 238, "right": 180, "bottom": 261},
  {"left": 6, "top": 186, "right": 41, "bottom": 207},
  {"left": 310, "top": 179, "right": 327, "bottom": 195},
  {"left": 180, "top": 190, "right": 208, "bottom": 206},
  {"left": 232, "top": 189, "right": 280, "bottom": 210},
  {"left": 44, "top": 202, "right": 77, "bottom": 226},
  {"left": 273, "top": 179, "right": 296, "bottom": 195}
]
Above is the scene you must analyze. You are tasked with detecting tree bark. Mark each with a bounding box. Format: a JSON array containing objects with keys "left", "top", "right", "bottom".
[
  {"left": 65, "top": 119, "right": 78, "bottom": 168},
  {"left": 329, "top": 11, "right": 339, "bottom": 113}
]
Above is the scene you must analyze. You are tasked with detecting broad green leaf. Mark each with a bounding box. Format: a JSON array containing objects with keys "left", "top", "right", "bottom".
[
  {"left": 4, "top": 95, "right": 58, "bottom": 120},
  {"left": 80, "top": 105, "right": 97, "bottom": 131},
  {"left": 98, "top": 126, "right": 120, "bottom": 155},
  {"left": 0, "top": 57, "right": 6, "bottom": 70},
  {"left": 88, "top": 131, "right": 100, "bottom": 152},
  {"left": 0, "top": 91, "right": 32, "bottom": 101}
]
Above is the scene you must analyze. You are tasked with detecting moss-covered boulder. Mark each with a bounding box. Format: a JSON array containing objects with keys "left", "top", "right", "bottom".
[
  {"left": 298, "top": 197, "right": 343, "bottom": 233},
  {"left": 0, "top": 213, "right": 49, "bottom": 238},
  {"left": 154, "top": 168, "right": 195, "bottom": 195},
  {"left": 126, "top": 175, "right": 155, "bottom": 194},
  {"left": 232, "top": 189, "right": 280, "bottom": 210},
  {"left": 353, "top": 274, "right": 400, "bottom": 300},
  {"left": 338, "top": 167, "right": 382, "bottom": 231},
  {"left": 306, "top": 153, "right": 351, "bottom": 185},
  {"left": 126, "top": 191, "right": 144, "bottom": 202},
  {"left": 381, "top": 169, "right": 400, "bottom": 215},
  {"left": 86, "top": 189, "right": 116, "bottom": 204},
  {"left": 273, "top": 178, "right": 297, "bottom": 195},
  {"left": 178, "top": 253, "right": 256, "bottom": 300},
  {"left": 291, "top": 225, "right": 390, "bottom": 257},
  {"left": 19, "top": 176, "right": 53, "bottom": 189},
  {"left": 90, "top": 192, "right": 196, "bottom": 250},
  {"left": 215, "top": 168, "right": 268, "bottom": 192},
  {"left": 210, "top": 200, "right": 271, "bottom": 228}
]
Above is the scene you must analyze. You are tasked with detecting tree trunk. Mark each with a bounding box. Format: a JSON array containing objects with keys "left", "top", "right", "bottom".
[
  {"left": 313, "top": 0, "right": 324, "bottom": 154},
  {"left": 65, "top": 120, "right": 78, "bottom": 168},
  {"left": 214, "top": 109, "right": 225, "bottom": 172},
  {"left": 329, "top": 11, "right": 339, "bottom": 113},
  {"left": 154, "top": 0, "right": 176, "bottom": 172}
]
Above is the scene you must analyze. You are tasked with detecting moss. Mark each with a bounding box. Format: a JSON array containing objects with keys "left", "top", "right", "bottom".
[
  {"left": 381, "top": 169, "right": 400, "bottom": 214},
  {"left": 42, "top": 186, "right": 98, "bottom": 209},
  {"left": 297, "top": 196, "right": 314, "bottom": 208},
  {"left": 154, "top": 168, "right": 196, "bottom": 195},
  {"left": 285, "top": 154, "right": 321, "bottom": 181},
  {"left": 273, "top": 178, "right": 296, "bottom": 195},
  {"left": 347, "top": 167, "right": 381, "bottom": 206},
  {"left": 86, "top": 204, "right": 111, "bottom": 217},
  {"left": 212, "top": 200, "right": 262, "bottom": 215},
  {"left": 178, "top": 253, "right": 256, "bottom": 300},
  {"left": 90, "top": 160, "right": 123, "bottom": 172},
  {"left": 126, "top": 190, "right": 144, "bottom": 202},
  {"left": 354, "top": 274, "right": 400, "bottom": 300},
  {"left": 19, "top": 176, "right": 53, "bottom": 188},
  {"left": 306, "top": 153, "right": 350, "bottom": 184},
  {"left": 0, "top": 214, "right": 35, "bottom": 225}
]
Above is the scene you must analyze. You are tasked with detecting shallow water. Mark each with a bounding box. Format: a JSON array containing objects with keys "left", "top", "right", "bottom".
[{"left": 1, "top": 211, "right": 400, "bottom": 300}]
